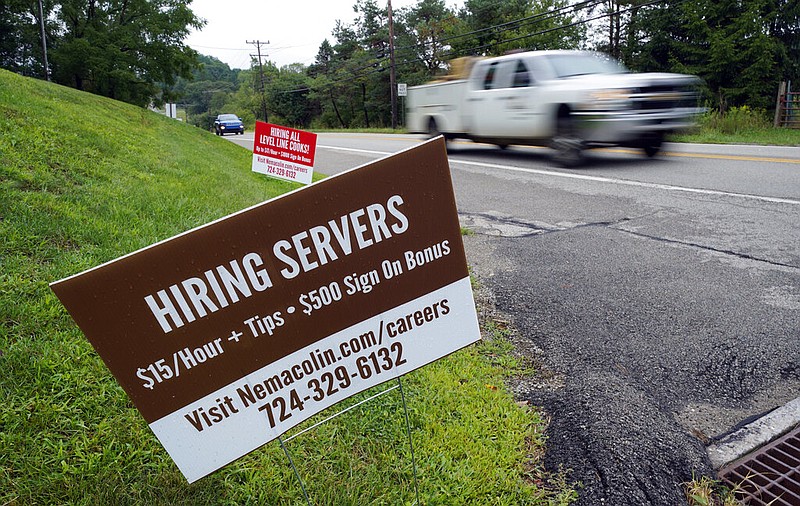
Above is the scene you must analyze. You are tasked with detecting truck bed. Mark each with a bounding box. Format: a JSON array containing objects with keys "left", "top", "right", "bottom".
[{"left": 406, "top": 80, "right": 469, "bottom": 135}]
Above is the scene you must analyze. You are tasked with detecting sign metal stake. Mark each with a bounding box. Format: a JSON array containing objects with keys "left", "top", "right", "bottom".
[
  {"left": 397, "top": 376, "right": 421, "bottom": 506},
  {"left": 278, "top": 435, "right": 312, "bottom": 506},
  {"left": 276, "top": 377, "right": 422, "bottom": 505}
]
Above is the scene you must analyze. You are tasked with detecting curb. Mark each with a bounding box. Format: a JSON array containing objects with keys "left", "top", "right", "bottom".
[{"left": 707, "top": 396, "right": 800, "bottom": 469}]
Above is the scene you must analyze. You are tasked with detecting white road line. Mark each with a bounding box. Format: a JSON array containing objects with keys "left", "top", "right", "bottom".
[
  {"left": 317, "top": 145, "right": 390, "bottom": 157},
  {"left": 317, "top": 144, "right": 800, "bottom": 206}
]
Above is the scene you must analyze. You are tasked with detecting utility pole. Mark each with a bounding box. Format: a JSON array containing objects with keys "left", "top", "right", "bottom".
[
  {"left": 37, "top": 0, "right": 49, "bottom": 81},
  {"left": 247, "top": 39, "right": 269, "bottom": 122},
  {"left": 388, "top": 0, "right": 397, "bottom": 130}
]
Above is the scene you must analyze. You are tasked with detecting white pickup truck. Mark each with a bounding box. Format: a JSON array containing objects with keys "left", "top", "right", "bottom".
[{"left": 406, "top": 50, "right": 702, "bottom": 166}]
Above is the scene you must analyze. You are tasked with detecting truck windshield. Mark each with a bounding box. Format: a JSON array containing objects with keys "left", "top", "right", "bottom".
[{"left": 545, "top": 53, "right": 628, "bottom": 78}]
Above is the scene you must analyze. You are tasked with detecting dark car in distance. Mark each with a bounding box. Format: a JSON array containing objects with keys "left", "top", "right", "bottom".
[{"left": 214, "top": 114, "right": 245, "bottom": 136}]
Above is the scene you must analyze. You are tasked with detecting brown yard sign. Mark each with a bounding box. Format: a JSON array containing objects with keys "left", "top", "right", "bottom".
[{"left": 51, "top": 137, "right": 481, "bottom": 483}]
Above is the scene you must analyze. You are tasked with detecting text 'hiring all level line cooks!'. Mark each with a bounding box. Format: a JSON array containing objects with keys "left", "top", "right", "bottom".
[{"left": 51, "top": 137, "right": 481, "bottom": 483}]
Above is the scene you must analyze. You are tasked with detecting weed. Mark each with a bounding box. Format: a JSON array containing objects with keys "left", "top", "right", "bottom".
[
  {"left": 673, "top": 107, "right": 800, "bottom": 145},
  {"left": 684, "top": 474, "right": 743, "bottom": 506}
]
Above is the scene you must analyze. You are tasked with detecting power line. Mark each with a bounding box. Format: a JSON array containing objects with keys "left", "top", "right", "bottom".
[
  {"left": 409, "top": 0, "right": 603, "bottom": 49},
  {"left": 273, "top": 8, "right": 587, "bottom": 95},
  {"left": 269, "top": 0, "right": 671, "bottom": 97},
  {"left": 388, "top": 0, "right": 606, "bottom": 71},
  {"left": 393, "top": 0, "right": 667, "bottom": 66},
  {"left": 447, "top": 0, "right": 667, "bottom": 57}
]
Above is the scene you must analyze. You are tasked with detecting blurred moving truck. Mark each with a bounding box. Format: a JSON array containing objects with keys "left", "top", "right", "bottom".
[{"left": 406, "top": 50, "right": 702, "bottom": 166}]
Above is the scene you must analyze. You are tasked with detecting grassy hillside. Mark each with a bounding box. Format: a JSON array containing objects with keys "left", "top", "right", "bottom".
[{"left": 0, "top": 70, "right": 574, "bottom": 505}]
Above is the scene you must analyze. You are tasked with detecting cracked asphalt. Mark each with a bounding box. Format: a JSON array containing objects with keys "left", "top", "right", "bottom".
[
  {"left": 303, "top": 135, "right": 800, "bottom": 505},
  {"left": 449, "top": 149, "right": 800, "bottom": 505}
]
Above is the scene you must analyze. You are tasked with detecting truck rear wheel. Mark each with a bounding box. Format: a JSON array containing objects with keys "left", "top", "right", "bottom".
[
  {"left": 427, "top": 117, "right": 441, "bottom": 139},
  {"left": 551, "top": 113, "right": 584, "bottom": 168}
]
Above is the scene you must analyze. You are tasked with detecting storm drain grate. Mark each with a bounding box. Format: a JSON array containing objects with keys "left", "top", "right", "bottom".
[{"left": 718, "top": 424, "right": 800, "bottom": 505}]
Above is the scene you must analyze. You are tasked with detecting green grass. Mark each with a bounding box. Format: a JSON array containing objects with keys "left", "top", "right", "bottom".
[
  {"left": 311, "top": 127, "right": 405, "bottom": 135},
  {"left": 673, "top": 106, "right": 800, "bottom": 146},
  {"left": 0, "top": 69, "right": 575, "bottom": 505},
  {"left": 674, "top": 126, "right": 800, "bottom": 146}
]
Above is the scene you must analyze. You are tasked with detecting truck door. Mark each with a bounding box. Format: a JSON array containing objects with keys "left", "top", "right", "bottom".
[
  {"left": 471, "top": 58, "right": 547, "bottom": 139},
  {"left": 469, "top": 60, "right": 514, "bottom": 138}
]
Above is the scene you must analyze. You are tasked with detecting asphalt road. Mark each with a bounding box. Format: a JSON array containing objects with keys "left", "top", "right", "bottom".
[{"left": 230, "top": 132, "right": 800, "bottom": 504}]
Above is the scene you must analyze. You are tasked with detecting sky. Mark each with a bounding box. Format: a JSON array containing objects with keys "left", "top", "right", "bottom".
[{"left": 184, "top": 0, "right": 440, "bottom": 70}]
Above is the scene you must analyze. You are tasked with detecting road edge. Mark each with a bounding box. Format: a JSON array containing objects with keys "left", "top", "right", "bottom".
[{"left": 707, "top": 396, "right": 800, "bottom": 469}]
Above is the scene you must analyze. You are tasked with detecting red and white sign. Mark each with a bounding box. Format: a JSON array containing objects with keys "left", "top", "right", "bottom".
[
  {"left": 51, "top": 138, "right": 480, "bottom": 483},
  {"left": 252, "top": 121, "right": 317, "bottom": 185}
]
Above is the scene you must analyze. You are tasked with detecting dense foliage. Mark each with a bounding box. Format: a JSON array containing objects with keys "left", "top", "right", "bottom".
[
  {"left": 180, "top": 0, "right": 798, "bottom": 129},
  {"left": 2, "top": 0, "right": 203, "bottom": 107},
  {"left": 177, "top": 0, "right": 586, "bottom": 129},
  {"left": 2, "top": 0, "right": 798, "bottom": 125},
  {"left": 620, "top": 0, "right": 800, "bottom": 111}
]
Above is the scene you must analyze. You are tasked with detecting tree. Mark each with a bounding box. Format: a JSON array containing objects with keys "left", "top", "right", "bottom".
[
  {"left": 194, "top": 54, "right": 239, "bottom": 84},
  {"left": 523, "top": 0, "right": 586, "bottom": 51},
  {"left": 169, "top": 55, "right": 244, "bottom": 129},
  {"left": 0, "top": 0, "right": 57, "bottom": 78},
  {"left": 267, "top": 64, "right": 315, "bottom": 127},
  {"left": 587, "top": 0, "right": 653, "bottom": 60},
  {"left": 308, "top": 39, "right": 347, "bottom": 128},
  {"left": 309, "top": 7, "right": 395, "bottom": 128},
  {"left": 228, "top": 68, "right": 262, "bottom": 127},
  {"left": 449, "top": 0, "right": 531, "bottom": 56},
  {"left": 448, "top": 0, "right": 584, "bottom": 57},
  {"left": 627, "top": 0, "right": 791, "bottom": 111},
  {"left": 312, "top": 25, "right": 361, "bottom": 128},
  {"left": 350, "top": 0, "right": 393, "bottom": 127},
  {"left": 49, "top": 0, "right": 204, "bottom": 107},
  {"left": 398, "top": 0, "right": 457, "bottom": 76},
  {"left": 770, "top": 0, "right": 800, "bottom": 82},
  {"left": 180, "top": 80, "right": 235, "bottom": 128}
]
